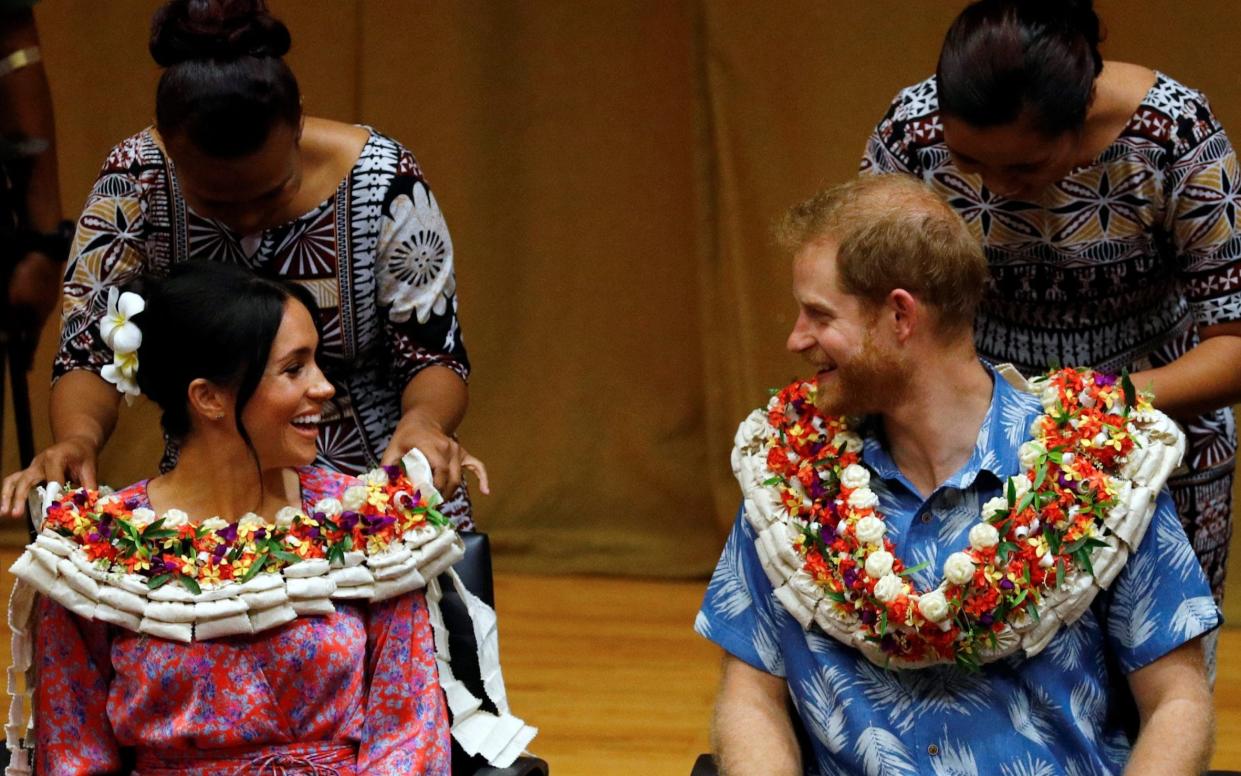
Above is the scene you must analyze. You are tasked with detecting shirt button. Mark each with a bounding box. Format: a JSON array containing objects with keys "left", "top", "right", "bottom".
[
  {"left": 920, "top": 513, "right": 932, "bottom": 524},
  {"left": 928, "top": 744, "right": 940, "bottom": 756}
]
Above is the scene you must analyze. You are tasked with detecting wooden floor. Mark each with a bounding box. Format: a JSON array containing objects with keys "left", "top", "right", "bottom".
[{"left": 2, "top": 559, "right": 1240, "bottom": 773}]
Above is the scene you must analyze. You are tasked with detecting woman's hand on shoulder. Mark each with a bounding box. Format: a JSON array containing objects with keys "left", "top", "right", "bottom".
[
  {"left": 380, "top": 412, "right": 490, "bottom": 497},
  {"left": 0, "top": 435, "right": 100, "bottom": 518}
]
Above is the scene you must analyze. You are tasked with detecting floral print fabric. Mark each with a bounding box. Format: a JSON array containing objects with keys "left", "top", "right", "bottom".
[
  {"left": 53, "top": 128, "right": 474, "bottom": 527},
  {"left": 34, "top": 466, "right": 451, "bottom": 775},
  {"left": 697, "top": 370, "right": 1220, "bottom": 775},
  {"left": 862, "top": 73, "right": 1241, "bottom": 601}
]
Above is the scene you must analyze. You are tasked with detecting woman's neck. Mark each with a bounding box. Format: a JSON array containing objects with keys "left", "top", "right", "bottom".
[
  {"left": 146, "top": 436, "right": 300, "bottom": 523},
  {"left": 1076, "top": 61, "right": 1157, "bottom": 166}
]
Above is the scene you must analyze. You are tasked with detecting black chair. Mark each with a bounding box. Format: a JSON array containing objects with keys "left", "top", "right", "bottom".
[{"left": 442, "top": 532, "right": 549, "bottom": 776}]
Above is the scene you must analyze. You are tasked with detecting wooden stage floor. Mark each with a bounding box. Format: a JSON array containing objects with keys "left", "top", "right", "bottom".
[{"left": 1, "top": 561, "right": 1239, "bottom": 774}]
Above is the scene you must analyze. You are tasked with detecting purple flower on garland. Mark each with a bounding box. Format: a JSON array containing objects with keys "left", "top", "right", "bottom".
[
  {"left": 383, "top": 464, "right": 401, "bottom": 480},
  {"left": 999, "top": 578, "right": 1015, "bottom": 591},
  {"left": 1093, "top": 373, "right": 1117, "bottom": 387},
  {"left": 842, "top": 568, "right": 858, "bottom": 589},
  {"left": 979, "top": 612, "right": 995, "bottom": 627},
  {"left": 216, "top": 523, "right": 238, "bottom": 543}
]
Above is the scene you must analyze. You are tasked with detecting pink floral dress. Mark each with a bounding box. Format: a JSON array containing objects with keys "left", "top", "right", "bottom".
[{"left": 33, "top": 467, "right": 451, "bottom": 775}]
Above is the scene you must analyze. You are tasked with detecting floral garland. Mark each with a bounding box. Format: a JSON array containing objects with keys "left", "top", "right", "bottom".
[
  {"left": 735, "top": 366, "right": 1185, "bottom": 670},
  {"left": 40, "top": 463, "right": 450, "bottom": 595}
]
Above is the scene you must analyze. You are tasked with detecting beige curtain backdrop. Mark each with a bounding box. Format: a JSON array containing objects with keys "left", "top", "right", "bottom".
[{"left": 3, "top": 2, "right": 1241, "bottom": 599}]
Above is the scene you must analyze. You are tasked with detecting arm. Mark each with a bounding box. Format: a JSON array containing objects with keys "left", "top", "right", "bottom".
[
  {"left": 1122, "top": 639, "right": 1213, "bottom": 776},
  {"left": 0, "top": 7, "right": 67, "bottom": 336},
  {"left": 0, "top": 370, "right": 118, "bottom": 515},
  {"left": 1130, "top": 321, "right": 1241, "bottom": 418},
  {"left": 711, "top": 653, "right": 800, "bottom": 776},
  {"left": 374, "top": 161, "right": 481, "bottom": 494},
  {"left": 380, "top": 363, "right": 471, "bottom": 493},
  {"left": 1, "top": 138, "right": 149, "bottom": 514},
  {"left": 1129, "top": 101, "right": 1241, "bottom": 419}
]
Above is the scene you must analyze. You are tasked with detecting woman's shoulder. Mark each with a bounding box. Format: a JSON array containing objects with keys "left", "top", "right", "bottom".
[
  {"left": 98, "top": 128, "right": 167, "bottom": 177},
  {"left": 878, "top": 75, "right": 940, "bottom": 126},
  {"left": 111, "top": 479, "right": 152, "bottom": 509},
  {"left": 297, "top": 465, "right": 362, "bottom": 505},
  {"left": 1128, "top": 70, "right": 1225, "bottom": 159}
]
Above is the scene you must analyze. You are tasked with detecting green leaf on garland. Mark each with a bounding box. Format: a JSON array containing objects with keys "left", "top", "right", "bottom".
[
  {"left": 270, "top": 546, "right": 301, "bottom": 564},
  {"left": 1033, "top": 463, "right": 1047, "bottom": 490},
  {"left": 898, "top": 561, "right": 928, "bottom": 577},
  {"left": 1055, "top": 559, "right": 1066, "bottom": 588},
  {"left": 240, "top": 551, "right": 270, "bottom": 583},
  {"left": 1006, "top": 479, "right": 1016, "bottom": 506},
  {"left": 146, "top": 573, "right": 172, "bottom": 590},
  {"left": 877, "top": 609, "right": 888, "bottom": 636},
  {"left": 762, "top": 476, "right": 783, "bottom": 487},
  {"left": 1016, "top": 491, "right": 1035, "bottom": 514},
  {"left": 1121, "top": 370, "right": 1137, "bottom": 411},
  {"left": 176, "top": 574, "right": 202, "bottom": 595}
]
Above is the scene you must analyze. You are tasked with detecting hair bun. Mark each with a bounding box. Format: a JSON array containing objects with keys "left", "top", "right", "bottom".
[{"left": 150, "top": 0, "right": 290, "bottom": 67}]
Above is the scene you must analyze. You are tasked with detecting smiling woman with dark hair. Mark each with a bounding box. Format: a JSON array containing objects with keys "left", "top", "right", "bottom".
[
  {"left": 0, "top": 0, "right": 484, "bottom": 529},
  {"left": 862, "top": 0, "right": 1241, "bottom": 642},
  {"left": 16, "top": 261, "right": 453, "bottom": 774}
]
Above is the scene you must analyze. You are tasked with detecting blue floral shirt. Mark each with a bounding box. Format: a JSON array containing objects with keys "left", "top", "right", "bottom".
[{"left": 696, "top": 370, "right": 1220, "bottom": 776}]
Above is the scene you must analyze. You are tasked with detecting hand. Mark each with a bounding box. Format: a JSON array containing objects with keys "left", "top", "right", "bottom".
[
  {"left": 6, "top": 250, "right": 62, "bottom": 339},
  {"left": 381, "top": 412, "right": 490, "bottom": 496},
  {"left": 0, "top": 436, "right": 99, "bottom": 519}
]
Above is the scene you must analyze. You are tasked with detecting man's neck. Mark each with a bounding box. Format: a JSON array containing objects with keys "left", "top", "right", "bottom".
[{"left": 879, "top": 351, "right": 994, "bottom": 499}]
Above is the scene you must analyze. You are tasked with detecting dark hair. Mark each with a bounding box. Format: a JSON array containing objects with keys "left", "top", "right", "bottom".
[
  {"left": 937, "top": 0, "right": 1104, "bottom": 136},
  {"left": 150, "top": 0, "right": 300, "bottom": 158},
  {"left": 128, "top": 262, "right": 319, "bottom": 461}
]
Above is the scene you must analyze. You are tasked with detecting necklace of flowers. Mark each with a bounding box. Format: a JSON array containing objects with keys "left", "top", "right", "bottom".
[
  {"left": 38, "top": 462, "right": 451, "bottom": 595},
  {"left": 734, "top": 366, "right": 1185, "bottom": 670}
]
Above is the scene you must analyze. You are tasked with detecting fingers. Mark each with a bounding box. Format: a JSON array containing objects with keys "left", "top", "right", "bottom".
[
  {"left": 1, "top": 468, "right": 41, "bottom": 519},
  {"left": 461, "top": 449, "right": 490, "bottom": 495},
  {"left": 444, "top": 442, "right": 463, "bottom": 497},
  {"left": 379, "top": 438, "right": 400, "bottom": 468},
  {"left": 77, "top": 458, "right": 98, "bottom": 491}
]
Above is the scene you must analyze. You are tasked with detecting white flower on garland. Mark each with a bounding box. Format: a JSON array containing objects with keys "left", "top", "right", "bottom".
[
  {"left": 943, "top": 552, "right": 976, "bottom": 585},
  {"left": 848, "top": 487, "right": 879, "bottom": 511},
  {"left": 854, "top": 515, "right": 886, "bottom": 545},
  {"left": 129, "top": 507, "right": 155, "bottom": 529},
  {"left": 314, "top": 498, "right": 343, "bottom": 517},
  {"left": 342, "top": 485, "right": 367, "bottom": 511},
  {"left": 918, "top": 589, "right": 950, "bottom": 622},
  {"left": 864, "top": 550, "right": 894, "bottom": 579},
  {"left": 840, "top": 463, "right": 870, "bottom": 489},
  {"left": 873, "top": 573, "right": 904, "bottom": 603},
  {"left": 99, "top": 288, "right": 145, "bottom": 404},
  {"left": 162, "top": 509, "right": 189, "bottom": 529},
  {"left": 275, "top": 506, "right": 300, "bottom": 529},
  {"left": 968, "top": 522, "right": 999, "bottom": 550}
]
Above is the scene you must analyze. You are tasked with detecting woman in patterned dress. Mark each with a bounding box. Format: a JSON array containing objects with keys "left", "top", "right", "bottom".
[
  {"left": 0, "top": 0, "right": 483, "bottom": 528},
  {"left": 862, "top": 0, "right": 1241, "bottom": 607},
  {"left": 32, "top": 261, "right": 451, "bottom": 774}
]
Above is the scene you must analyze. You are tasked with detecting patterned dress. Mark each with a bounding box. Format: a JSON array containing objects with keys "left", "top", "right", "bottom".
[
  {"left": 863, "top": 73, "right": 1241, "bottom": 601},
  {"left": 54, "top": 128, "right": 474, "bottom": 527},
  {"left": 33, "top": 466, "right": 451, "bottom": 776}
]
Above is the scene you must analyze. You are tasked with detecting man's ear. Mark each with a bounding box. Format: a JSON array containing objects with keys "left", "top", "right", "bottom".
[
  {"left": 187, "top": 377, "right": 231, "bottom": 423},
  {"left": 887, "top": 288, "right": 918, "bottom": 343}
]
